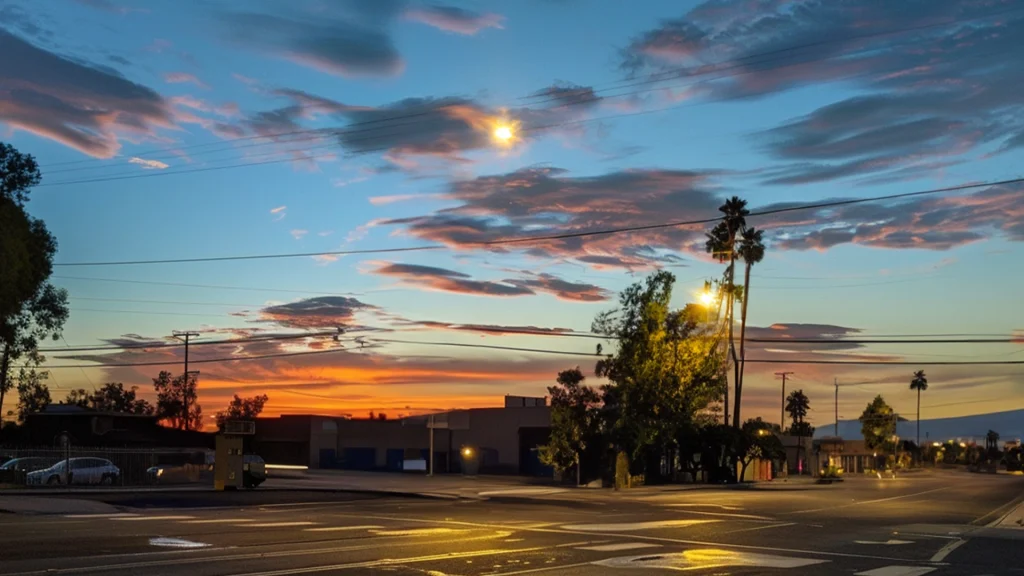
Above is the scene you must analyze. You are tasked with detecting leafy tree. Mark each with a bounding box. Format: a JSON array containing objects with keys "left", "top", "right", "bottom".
[
  {"left": 214, "top": 393, "right": 269, "bottom": 430},
  {"left": 785, "top": 389, "right": 810, "bottom": 428},
  {"left": 705, "top": 196, "right": 749, "bottom": 426},
  {"left": 91, "top": 382, "right": 154, "bottom": 414},
  {"left": 733, "top": 226, "right": 765, "bottom": 428},
  {"left": 16, "top": 368, "right": 50, "bottom": 421},
  {"left": 64, "top": 388, "right": 92, "bottom": 408},
  {"left": 909, "top": 370, "right": 928, "bottom": 447},
  {"left": 0, "top": 143, "right": 69, "bottom": 423},
  {"left": 737, "top": 418, "right": 785, "bottom": 481},
  {"left": 860, "top": 395, "right": 896, "bottom": 451},
  {"left": 153, "top": 371, "right": 202, "bottom": 430},
  {"left": 593, "top": 271, "right": 726, "bottom": 477},
  {"left": 539, "top": 367, "right": 602, "bottom": 485}
]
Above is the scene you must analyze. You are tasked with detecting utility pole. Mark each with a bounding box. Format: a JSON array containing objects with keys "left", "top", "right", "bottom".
[
  {"left": 775, "top": 372, "right": 794, "bottom": 428},
  {"left": 172, "top": 331, "right": 200, "bottom": 431},
  {"left": 834, "top": 378, "right": 839, "bottom": 437}
]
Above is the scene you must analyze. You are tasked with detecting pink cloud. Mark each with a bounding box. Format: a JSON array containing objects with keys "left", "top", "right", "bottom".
[
  {"left": 405, "top": 5, "right": 504, "bottom": 35},
  {"left": 163, "top": 72, "right": 209, "bottom": 89}
]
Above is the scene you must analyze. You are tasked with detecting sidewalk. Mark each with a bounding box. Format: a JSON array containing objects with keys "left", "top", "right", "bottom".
[{"left": 0, "top": 495, "right": 121, "bottom": 515}]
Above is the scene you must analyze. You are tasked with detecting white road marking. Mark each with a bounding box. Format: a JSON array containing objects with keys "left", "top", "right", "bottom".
[
  {"left": 662, "top": 509, "right": 774, "bottom": 521},
  {"left": 560, "top": 519, "right": 718, "bottom": 532},
  {"left": 181, "top": 518, "right": 255, "bottom": 524},
  {"left": 593, "top": 550, "right": 828, "bottom": 570},
  {"left": 477, "top": 488, "right": 568, "bottom": 496},
  {"left": 243, "top": 521, "right": 318, "bottom": 528},
  {"left": 930, "top": 538, "right": 968, "bottom": 562},
  {"left": 719, "top": 522, "right": 797, "bottom": 535},
  {"left": 369, "top": 527, "right": 469, "bottom": 536},
  {"left": 789, "top": 487, "right": 951, "bottom": 515},
  {"left": 577, "top": 542, "right": 660, "bottom": 552},
  {"left": 664, "top": 503, "right": 743, "bottom": 511},
  {"left": 328, "top": 511, "right": 931, "bottom": 563},
  {"left": 64, "top": 513, "right": 139, "bottom": 519},
  {"left": 112, "top": 515, "right": 196, "bottom": 521},
  {"left": 149, "top": 537, "right": 211, "bottom": 549},
  {"left": 855, "top": 566, "right": 936, "bottom": 576},
  {"left": 854, "top": 540, "right": 915, "bottom": 545},
  {"left": 304, "top": 525, "right": 383, "bottom": 532}
]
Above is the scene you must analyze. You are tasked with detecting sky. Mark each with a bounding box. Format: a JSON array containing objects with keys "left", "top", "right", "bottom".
[{"left": 2, "top": 0, "right": 1023, "bottom": 429}]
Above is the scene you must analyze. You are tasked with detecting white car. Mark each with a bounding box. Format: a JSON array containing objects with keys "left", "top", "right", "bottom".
[{"left": 27, "top": 457, "right": 121, "bottom": 486}]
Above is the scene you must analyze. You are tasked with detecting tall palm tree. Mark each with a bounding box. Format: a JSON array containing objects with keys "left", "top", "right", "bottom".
[
  {"left": 733, "top": 226, "right": 765, "bottom": 428},
  {"left": 910, "top": 370, "right": 928, "bottom": 448},
  {"left": 705, "top": 196, "right": 749, "bottom": 427},
  {"left": 785, "top": 389, "right": 810, "bottom": 429}
]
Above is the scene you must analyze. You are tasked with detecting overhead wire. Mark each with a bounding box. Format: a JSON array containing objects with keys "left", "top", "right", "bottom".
[
  {"left": 50, "top": 175, "right": 1024, "bottom": 267},
  {"left": 36, "top": 336, "right": 1024, "bottom": 369}
]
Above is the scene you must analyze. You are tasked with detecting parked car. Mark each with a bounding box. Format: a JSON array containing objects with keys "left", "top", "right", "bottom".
[
  {"left": 243, "top": 454, "right": 266, "bottom": 489},
  {"left": 0, "top": 457, "right": 57, "bottom": 474},
  {"left": 26, "top": 458, "right": 120, "bottom": 486}
]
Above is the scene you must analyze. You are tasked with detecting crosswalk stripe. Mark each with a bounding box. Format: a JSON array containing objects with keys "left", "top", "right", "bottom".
[
  {"left": 65, "top": 513, "right": 139, "bottom": 519},
  {"left": 370, "top": 528, "right": 469, "bottom": 536},
  {"left": 113, "top": 515, "right": 196, "bottom": 521},
  {"left": 182, "top": 519, "right": 255, "bottom": 524},
  {"left": 561, "top": 519, "right": 717, "bottom": 532},
  {"left": 304, "top": 525, "right": 383, "bottom": 532},
  {"left": 243, "top": 522, "right": 318, "bottom": 528},
  {"left": 855, "top": 567, "right": 936, "bottom": 576},
  {"left": 577, "top": 542, "right": 660, "bottom": 552}
]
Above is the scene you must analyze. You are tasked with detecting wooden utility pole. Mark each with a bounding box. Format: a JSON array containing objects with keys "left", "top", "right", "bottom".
[
  {"left": 172, "top": 330, "right": 200, "bottom": 431},
  {"left": 834, "top": 378, "right": 839, "bottom": 437},
  {"left": 775, "top": 371, "right": 794, "bottom": 427}
]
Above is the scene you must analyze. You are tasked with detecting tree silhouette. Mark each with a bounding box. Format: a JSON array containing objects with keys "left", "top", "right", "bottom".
[
  {"left": 215, "top": 394, "right": 269, "bottom": 430},
  {"left": 0, "top": 143, "right": 69, "bottom": 425},
  {"left": 734, "top": 226, "right": 765, "bottom": 428},
  {"left": 64, "top": 388, "right": 92, "bottom": 408},
  {"left": 785, "top": 389, "right": 810, "bottom": 428},
  {"left": 91, "top": 382, "right": 154, "bottom": 414},
  {"left": 153, "top": 371, "right": 202, "bottom": 430},
  {"left": 16, "top": 368, "right": 50, "bottom": 421},
  {"left": 705, "top": 196, "right": 749, "bottom": 427},
  {"left": 909, "top": 370, "right": 928, "bottom": 448}
]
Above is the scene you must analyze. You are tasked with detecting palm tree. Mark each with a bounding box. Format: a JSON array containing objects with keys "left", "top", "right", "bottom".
[
  {"left": 705, "top": 196, "right": 749, "bottom": 426},
  {"left": 910, "top": 370, "right": 928, "bottom": 448},
  {"left": 785, "top": 389, "right": 810, "bottom": 429},
  {"left": 733, "top": 226, "right": 765, "bottom": 428}
]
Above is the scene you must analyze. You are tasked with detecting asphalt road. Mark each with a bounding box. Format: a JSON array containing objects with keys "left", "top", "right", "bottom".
[{"left": 1, "top": 470, "right": 1021, "bottom": 576}]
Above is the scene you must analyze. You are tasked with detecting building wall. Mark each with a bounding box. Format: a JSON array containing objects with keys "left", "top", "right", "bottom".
[{"left": 451, "top": 407, "right": 550, "bottom": 473}]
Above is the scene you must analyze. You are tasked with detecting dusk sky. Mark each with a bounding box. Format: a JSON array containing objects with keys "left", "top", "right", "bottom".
[{"left": 3, "top": 0, "right": 1023, "bottom": 428}]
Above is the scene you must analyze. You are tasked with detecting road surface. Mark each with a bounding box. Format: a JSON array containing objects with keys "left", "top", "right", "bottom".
[{"left": 1, "top": 470, "right": 1021, "bottom": 575}]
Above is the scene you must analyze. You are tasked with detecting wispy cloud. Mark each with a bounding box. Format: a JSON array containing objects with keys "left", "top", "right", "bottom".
[
  {"left": 404, "top": 4, "right": 504, "bottom": 35},
  {"left": 163, "top": 72, "right": 208, "bottom": 89},
  {"left": 290, "top": 229, "right": 308, "bottom": 240},
  {"left": 270, "top": 205, "right": 287, "bottom": 221},
  {"left": 128, "top": 157, "right": 169, "bottom": 170}
]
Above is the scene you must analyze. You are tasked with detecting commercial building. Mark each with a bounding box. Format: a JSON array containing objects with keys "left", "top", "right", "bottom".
[{"left": 250, "top": 396, "right": 553, "bottom": 476}]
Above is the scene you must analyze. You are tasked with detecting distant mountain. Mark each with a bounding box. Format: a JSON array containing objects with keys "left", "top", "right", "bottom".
[{"left": 814, "top": 409, "right": 1024, "bottom": 443}]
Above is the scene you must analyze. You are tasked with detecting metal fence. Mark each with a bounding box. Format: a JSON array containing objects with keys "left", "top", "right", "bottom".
[{"left": 0, "top": 446, "right": 214, "bottom": 488}]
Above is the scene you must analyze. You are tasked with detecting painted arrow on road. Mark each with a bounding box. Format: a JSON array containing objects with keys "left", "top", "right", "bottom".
[{"left": 854, "top": 539, "right": 915, "bottom": 545}]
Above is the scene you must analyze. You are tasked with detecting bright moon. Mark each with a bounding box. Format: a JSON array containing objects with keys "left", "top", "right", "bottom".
[{"left": 494, "top": 125, "right": 513, "bottom": 142}]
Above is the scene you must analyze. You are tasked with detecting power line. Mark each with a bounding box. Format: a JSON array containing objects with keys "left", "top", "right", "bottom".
[
  {"left": 53, "top": 275, "right": 362, "bottom": 297},
  {"left": 73, "top": 296, "right": 262, "bottom": 308},
  {"left": 38, "top": 331, "right": 337, "bottom": 353},
  {"left": 51, "top": 176, "right": 1024, "bottom": 267},
  {"left": 38, "top": 337, "right": 1024, "bottom": 369}
]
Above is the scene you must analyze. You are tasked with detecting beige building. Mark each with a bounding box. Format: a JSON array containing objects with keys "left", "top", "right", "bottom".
[{"left": 251, "top": 396, "right": 552, "bottom": 476}]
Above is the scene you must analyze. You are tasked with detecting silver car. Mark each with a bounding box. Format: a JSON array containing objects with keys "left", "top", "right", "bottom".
[{"left": 27, "top": 458, "right": 121, "bottom": 486}]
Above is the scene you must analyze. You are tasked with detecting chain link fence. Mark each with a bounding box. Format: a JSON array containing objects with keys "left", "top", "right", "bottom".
[{"left": 0, "top": 446, "right": 214, "bottom": 488}]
